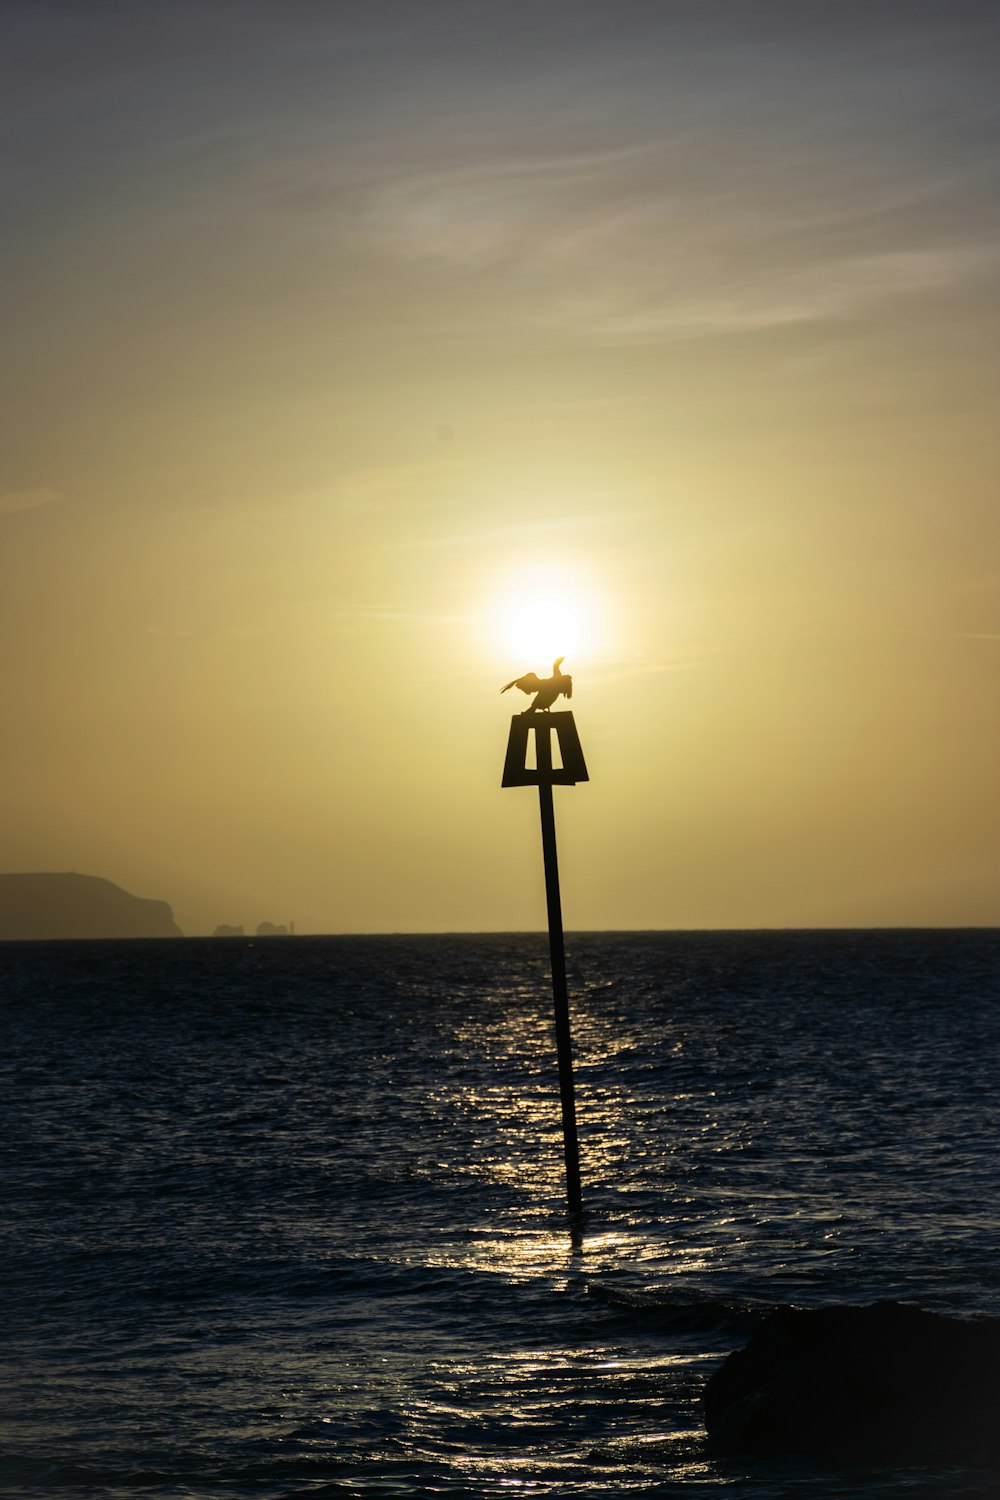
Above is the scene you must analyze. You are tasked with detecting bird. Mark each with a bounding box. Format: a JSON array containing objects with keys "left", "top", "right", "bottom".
[{"left": 500, "top": 657, "right": 573, "bottom": 713}]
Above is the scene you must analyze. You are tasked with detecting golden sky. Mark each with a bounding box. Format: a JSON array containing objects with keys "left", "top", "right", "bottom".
[{"left": 2, "top": 1, "right": 998, "bottom": 933}]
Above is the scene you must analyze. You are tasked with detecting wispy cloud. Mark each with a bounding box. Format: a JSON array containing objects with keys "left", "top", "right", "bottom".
[
  {"left": 373, "top": 510, "right": 636, "bottom": 556},
  {"left": 350, "top": 118, "right": 1000, "bottom": 343},
  {"left": 560, "top": 244, "right": 1000, "bottom": 344},
  {"left": 172, "top": 606, "right": 474, "bottom": 642},
  {"left": 591, "top": 657, "right": 707, "bottom": 682},
  {"left": 0, "top": 486, "right": 60, "bottom": 515},
  {"left": 310, "top": 605, "right": 470, "bottom": 626}
]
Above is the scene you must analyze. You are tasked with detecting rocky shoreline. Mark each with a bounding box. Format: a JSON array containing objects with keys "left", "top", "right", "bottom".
[{"left": 705, "top": 1300, "right": 1000, "bottom": 1471}]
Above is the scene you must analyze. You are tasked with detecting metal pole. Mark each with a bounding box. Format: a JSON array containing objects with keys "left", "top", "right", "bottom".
[{"left": 535, "top": 721, "right": 583, "bottom": 1217}]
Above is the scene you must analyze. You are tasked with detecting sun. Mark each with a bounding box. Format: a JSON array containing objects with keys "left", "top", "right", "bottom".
[
  {"left": 492, "top": 571, "right": 600, "bottom": 667},
  {"left": 484, "top": 556, "right": 610, "bottom": 671},
  {"left": 502, "top": 593, "right": 580, "bottom": 662}
]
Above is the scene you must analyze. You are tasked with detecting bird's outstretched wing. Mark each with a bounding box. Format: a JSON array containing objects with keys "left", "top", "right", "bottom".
[{"left": 501, "top": 672, "right": 542, "bottom": 695}]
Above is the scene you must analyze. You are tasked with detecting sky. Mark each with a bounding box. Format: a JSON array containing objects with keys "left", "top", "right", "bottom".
[{"left": 1, "top": 0, "right": 998, "bottom": 934}]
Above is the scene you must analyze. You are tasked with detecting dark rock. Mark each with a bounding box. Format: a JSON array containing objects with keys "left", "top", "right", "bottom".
[
  {"left": 0, "top": 872, "right": 181, "bottom": 940},
  {"left": 213, "top": 923, "right": 244, "bottom": 937},
  {"left": 704, "top": 1301, "right": 1000, "bottom": 1470}
]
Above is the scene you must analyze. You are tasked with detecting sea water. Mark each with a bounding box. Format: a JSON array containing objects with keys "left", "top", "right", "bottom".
[{"left": 2, "top": 930, "right": 999, "bottom": 1498}]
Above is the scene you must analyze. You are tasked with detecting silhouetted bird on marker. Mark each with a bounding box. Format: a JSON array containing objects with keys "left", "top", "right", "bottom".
[{"left": 501, "top": 657, "right": 573, "bottom": 713}]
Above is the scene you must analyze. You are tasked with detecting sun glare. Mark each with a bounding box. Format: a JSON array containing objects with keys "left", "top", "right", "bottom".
[
  {"left": 492, "top": 571, "right": 603, "bottom": 667},
  {"left": 504, "top": 593, "right": 581, "bottom": 662}
]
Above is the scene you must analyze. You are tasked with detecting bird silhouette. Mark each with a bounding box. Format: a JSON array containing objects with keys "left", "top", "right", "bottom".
[{"left": 501, "top": 657, "right": 573, "bottom": 713}]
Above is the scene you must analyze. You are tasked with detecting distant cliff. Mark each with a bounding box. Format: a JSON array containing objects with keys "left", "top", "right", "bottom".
[{"left": 0, "top": 873, "right": 182, "bottom": 940}]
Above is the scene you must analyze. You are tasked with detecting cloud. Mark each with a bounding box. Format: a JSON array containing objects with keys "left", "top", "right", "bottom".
[
  {"left": 351, "top": 121, "right": 1000, "bottom": 343},
  {"left": 559, "top": 244, "right": 1000, "bottom": 344},
  {"left": 0, "top": 487, "right": 60, "bottom": 515},
  {"left": 376, "top": 510, "right": 631, "bottom": 555}
]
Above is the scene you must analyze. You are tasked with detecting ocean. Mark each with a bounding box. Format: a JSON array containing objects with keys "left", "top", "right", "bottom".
[{"left": 2, "top": 930, "right": 999, "bottom": 1498}]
